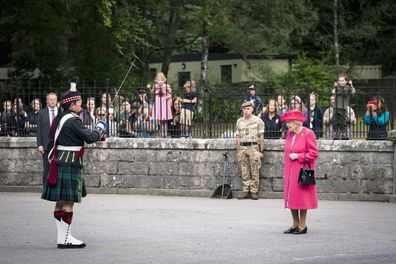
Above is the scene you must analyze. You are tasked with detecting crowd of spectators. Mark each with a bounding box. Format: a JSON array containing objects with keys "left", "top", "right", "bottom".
[
  {"left": 241, "top": 74, "right": 392, "bottom": 140},
  {"left": 0, "top": 97, "right": 39, "bottom": 136},
  {"left": 0, "top": 72, "right": 198, "bottom": 138},
  {"left": 0, "top": 73, "right": 392, "bottom": 140}
]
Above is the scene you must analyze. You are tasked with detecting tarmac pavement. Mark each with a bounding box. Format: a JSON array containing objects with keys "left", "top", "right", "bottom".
[{"left": 1, "top": 192, "right": 396, "bottom": 264}]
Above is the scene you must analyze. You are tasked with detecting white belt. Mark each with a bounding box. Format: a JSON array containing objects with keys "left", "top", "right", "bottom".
[{"left": 57, "top": 145, "right": 82, "bottom": 151}]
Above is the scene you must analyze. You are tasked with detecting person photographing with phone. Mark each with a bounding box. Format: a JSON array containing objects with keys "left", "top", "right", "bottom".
[{"left": 364, "top": 96, "right": 390, "bottom": 140}]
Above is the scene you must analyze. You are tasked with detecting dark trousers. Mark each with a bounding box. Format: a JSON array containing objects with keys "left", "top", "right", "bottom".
[{"left": 42, "top": 151, "right": 50, "bottom": 186}]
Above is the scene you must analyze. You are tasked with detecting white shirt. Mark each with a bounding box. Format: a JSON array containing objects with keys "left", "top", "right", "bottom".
[{"left": 48, "top": 107, "right": 58, "bottom": 126}]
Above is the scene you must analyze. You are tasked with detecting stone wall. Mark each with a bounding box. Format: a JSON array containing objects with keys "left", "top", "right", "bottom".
[{"left": 0, "top": 137, "right": 394, "bottom": 201}]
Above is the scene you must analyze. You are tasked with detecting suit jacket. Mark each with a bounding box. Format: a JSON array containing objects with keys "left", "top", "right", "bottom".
[
  {"left": 304, "top": 106, "right": 324, "bottom": 138},
  {"left": 36, "top": 107, "right": 56, "bottom": 151}
]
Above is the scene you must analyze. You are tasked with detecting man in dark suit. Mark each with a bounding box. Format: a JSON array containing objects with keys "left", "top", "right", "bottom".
[{"left": 36, "top": 92, "right": 58, "bottom": 186}]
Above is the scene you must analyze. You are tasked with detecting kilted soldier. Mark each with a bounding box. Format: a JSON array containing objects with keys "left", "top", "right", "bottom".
[
  {"left": 41, "top": 90, "right": 107, "bottom": 249},
  {"left": 236, "top": 101, "right": 265, "bottom": 200}
]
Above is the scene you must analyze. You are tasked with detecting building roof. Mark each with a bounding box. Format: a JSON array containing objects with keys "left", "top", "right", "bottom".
[{"left": 149, "top": 53, "right": 294, "bottom": 63}]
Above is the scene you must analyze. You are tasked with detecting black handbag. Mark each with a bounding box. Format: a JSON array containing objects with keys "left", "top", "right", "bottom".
[{"left": 298, "top": 156, "right": 316, "bottom": 185}]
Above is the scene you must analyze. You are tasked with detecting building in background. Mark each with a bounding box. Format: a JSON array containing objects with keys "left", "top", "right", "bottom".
[
  {"left": 148, "top": 53, "right": 293, "bottom": 88},
  {"left": 149, "top": 53, "right": 384, "bottom": 88},
  {"left": 353, "top": 65, "right": 382, "bottom": 79}
]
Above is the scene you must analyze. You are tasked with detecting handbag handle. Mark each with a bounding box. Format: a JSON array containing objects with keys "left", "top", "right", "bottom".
[
  {"left": 301, "top": 129, "right": 313, "bottom": 169},
  {"left": 302, "top": 154, "right": 311, "bottom": 169}
]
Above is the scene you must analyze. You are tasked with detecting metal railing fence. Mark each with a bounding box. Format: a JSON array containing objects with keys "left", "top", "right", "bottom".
[{"left": 0, "top": 78, "right": 395, "bottom": 139}]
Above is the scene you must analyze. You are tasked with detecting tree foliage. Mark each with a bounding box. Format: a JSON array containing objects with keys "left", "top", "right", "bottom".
[
  {"left": 280, "top": 54, "right": 337, "bottom": 85},
  {"left": 0, "top": 0, "right": 395, "bottom": 81},
  {"left": 208, "top": 0, "right": 318, "bottom": 54},
  {"left": 297, "top": 0, "right": 396, "bottom": 76}
]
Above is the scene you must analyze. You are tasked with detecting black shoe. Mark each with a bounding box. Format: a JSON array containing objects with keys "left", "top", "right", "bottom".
[
  {"left": 292, "top": 227, "right": 307, "bottom": 234},
  {"left": 250, "top": 193, "right": 259, "bottom": 200},
  {"left": 283, "top": 227, "right": 298, "bottom": 234},
  {"left": 237, "top": 192, "right": 250, "bottom": 200},
  {"left": 58, "top": 243, "right": 86, "bottom": 249}
]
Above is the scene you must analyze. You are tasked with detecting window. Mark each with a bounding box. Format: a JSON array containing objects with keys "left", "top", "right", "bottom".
[
  {"left": 221, "top": 65, "right": 232, "bottom": 83},
  {"left": 178, "top": 72, "right": 191, "bottom": 88},
  {"left": 149, "top": 68, "right": 157, "bottom": 81}
]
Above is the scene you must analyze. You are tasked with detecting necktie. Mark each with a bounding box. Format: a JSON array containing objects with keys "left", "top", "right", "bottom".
[{"left": 50, "top": 109, "right": 55, "bottom": 125}]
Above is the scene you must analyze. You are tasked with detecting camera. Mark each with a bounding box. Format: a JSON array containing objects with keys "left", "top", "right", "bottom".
[{"left": 367, "top": 101, "right": 377, "bottom": 112}]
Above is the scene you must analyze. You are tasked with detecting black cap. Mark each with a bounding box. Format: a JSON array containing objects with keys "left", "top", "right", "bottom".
[
  {"left": 61, "top": 91, "right": 81, "bottom": 105},
  {"left": 137, "top": 87, "right": 147, "bottom": 94},
  {"left": 247, "top": 84, "right": 256, "bottom": 90}
]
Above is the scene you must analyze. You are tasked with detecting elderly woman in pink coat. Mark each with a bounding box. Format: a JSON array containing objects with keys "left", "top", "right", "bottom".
[{"left": 281, "top": 110, "right": 318, "bottom": 235}]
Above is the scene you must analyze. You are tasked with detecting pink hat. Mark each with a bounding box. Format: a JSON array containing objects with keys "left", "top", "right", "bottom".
[{"left": 281, "top": 110, "right": 306, "bottom": 123}]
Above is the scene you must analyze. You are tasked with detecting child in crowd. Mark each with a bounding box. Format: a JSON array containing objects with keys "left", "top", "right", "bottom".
[
  {"left": 180, "top": 80, "right": 197, "bottom": 137},
  {"left": 118, "top": 98, "right": 133, "bottom": 137},
  {"left": 136, "top": 87, "right": 152, "bottom": 117},
  {"left": 330, "top": 73, "right": 356, "bottom": 139},
  {"left": 149, "top": 72, "right": 172, "bottom": 137},
  {"left": 131, "top": 102, "right": 157, "bottom": 138}
]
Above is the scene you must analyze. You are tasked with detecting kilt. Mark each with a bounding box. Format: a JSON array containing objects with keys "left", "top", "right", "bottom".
[{"left": 41, "top": 166, "right": 84, "bottom": 203}]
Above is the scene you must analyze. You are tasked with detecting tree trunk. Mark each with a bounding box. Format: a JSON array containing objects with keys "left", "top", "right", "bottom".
[
  {"left": 333, "top": 0, "right": 340, "bottom": 66},
  {"left": 201, "top": 0, "right": 209, "bottom": 136},
  {"left": 201, "top": 9, "right": 209, "bottom": 94},
  {"left": 161, "top": 0, "right": 182, "bottom": 76}
]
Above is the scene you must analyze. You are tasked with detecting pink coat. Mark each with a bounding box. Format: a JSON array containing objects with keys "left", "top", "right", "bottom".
[
  {"left": 283, "top": 127, "right": 318, "bottom": 209},
  {"left": 151, "top": 83, "right": 172, "bottom": 121}
]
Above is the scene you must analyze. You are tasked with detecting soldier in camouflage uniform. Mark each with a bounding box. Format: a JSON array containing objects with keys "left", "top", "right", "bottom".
[{"left": 236, "top": 101, "right": 265, "bottom": 200}]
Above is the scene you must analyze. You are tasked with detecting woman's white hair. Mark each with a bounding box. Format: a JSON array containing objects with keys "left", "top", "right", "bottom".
[{"left": 289, "top": 120, "right": 303, "bottom": 126}]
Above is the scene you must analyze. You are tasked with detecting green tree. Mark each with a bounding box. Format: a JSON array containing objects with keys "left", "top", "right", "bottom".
[
  {"left": 285, "top": 55, "right": 336, "bottom": 81},
  {"left": 298, "top": 0, "right": 396, "bottom": 76},
  {"left": 0, "top": 0, "right": 67, "bottom": 78},
  {"left": 208, "top": 0, "right": 318, "bottom": 54},
  {"left": 0, "top": 0, "right": 147, "bottom": 82},
  {"left": 338, "top": 0, "right": 396, "bottom": 76}
]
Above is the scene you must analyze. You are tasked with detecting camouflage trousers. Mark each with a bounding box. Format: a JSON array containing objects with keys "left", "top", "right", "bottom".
[{"left": 237, "top": 145, "right": 261, "bottom": 193}]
